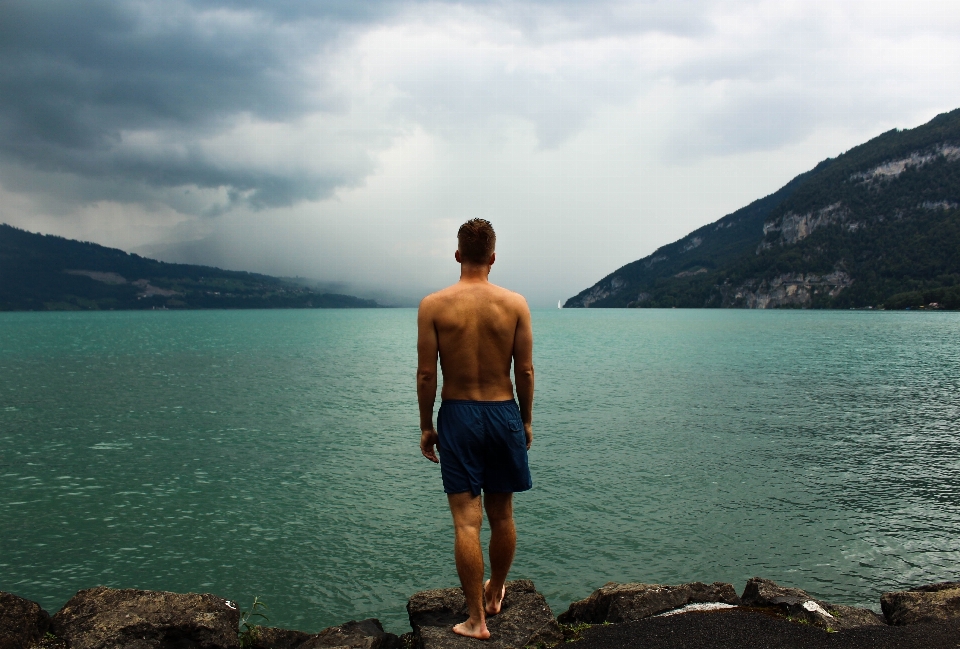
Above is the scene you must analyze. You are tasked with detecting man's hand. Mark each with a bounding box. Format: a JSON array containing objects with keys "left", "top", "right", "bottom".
[
  {"left": 524, "top": 423, "right": 533, "bottom": 450},
  {"left": 420, "top": 428, "right": 440, "bottom": 463}
]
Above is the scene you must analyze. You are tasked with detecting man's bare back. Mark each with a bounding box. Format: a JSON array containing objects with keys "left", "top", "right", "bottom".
[
  {"left": 419, "top": 281, "right": 533, "bottom": 401},
  {"left": 416, "top": 220, "right": 534, "bottom": 640}
]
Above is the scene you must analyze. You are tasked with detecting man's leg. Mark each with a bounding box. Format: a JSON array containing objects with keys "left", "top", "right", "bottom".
[
  {"left": 483, "top": 492, "right": 515, "bottom": 615},
  {"left": 447, "top": 491, "right": 490, "bottom": 639}
]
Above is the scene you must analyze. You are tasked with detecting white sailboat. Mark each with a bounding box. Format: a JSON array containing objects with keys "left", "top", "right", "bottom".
[{"left": 557, "top": 300, "right": 562, "bottom": 309}]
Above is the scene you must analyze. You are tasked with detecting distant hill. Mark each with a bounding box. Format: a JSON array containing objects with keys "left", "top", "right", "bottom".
[
  {"left": 0, "top": 224, "right": 379, "bottom": 311},
  {"left": 565, "top": 109, "right": 960, "bottom": 310}
]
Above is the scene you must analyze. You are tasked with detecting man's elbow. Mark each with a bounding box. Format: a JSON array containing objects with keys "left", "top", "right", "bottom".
[
  {"left": 515, "top": 365, "right": 535, "bottom": 381},
  {"left": 417, "top": 368, "right": 437, "bottom": 383}
]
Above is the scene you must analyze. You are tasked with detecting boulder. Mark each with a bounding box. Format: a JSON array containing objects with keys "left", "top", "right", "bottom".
[
  {"left": 407, "top": 579, "right": 561, "bottom": 649},
  {"left": 741, "top": 577, "right": 884, "bottom": 631},
  {"left": 0, "top": 592, "right": 51, "bottom": 649},
  {"left": 244, "top": 626, "right": 311, "bottom": 649},
  {"left": 557, "top": 581, "right": 740, "bottom": 624},
  {"left": 881, "top": 581, "right": 960, "bottom": 626},
  {"left": 51, "top": 587, "right": 241, "bottom": 649},
  {"left": 298, "top": 619, "right": 398, "bottom": 649}
]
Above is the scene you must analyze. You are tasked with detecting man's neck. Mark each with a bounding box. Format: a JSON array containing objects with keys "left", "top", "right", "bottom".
[{"left": 459, "top": 264, "right": 491, "bottom": 282}]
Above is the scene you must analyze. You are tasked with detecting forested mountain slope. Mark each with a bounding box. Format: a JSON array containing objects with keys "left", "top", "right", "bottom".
[
  {"left": 0, "top": 224, "right": 378, "bottom": 311},
  {"left": 565, "top": 108, "right": 960, "bottom": 309}
]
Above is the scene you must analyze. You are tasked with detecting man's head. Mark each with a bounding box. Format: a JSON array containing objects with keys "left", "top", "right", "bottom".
[{"left": 456, "top": 218, "right": 496, "bottom": 265}]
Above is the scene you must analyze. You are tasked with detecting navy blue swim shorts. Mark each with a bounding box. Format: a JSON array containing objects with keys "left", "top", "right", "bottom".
[{"left": 437, "top": 399, "right": 532, "bottom": 496}]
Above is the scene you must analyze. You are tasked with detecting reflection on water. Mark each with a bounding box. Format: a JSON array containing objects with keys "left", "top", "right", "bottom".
[{"left": 1, "top": 309, "right": 958, "bottom": 632}]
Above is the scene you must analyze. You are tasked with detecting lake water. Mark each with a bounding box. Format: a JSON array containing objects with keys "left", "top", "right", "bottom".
[{"left": 1, "top": 309, "right": 959, "bottom": 633}]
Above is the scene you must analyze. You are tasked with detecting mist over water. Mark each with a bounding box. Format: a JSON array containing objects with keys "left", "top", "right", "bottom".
[{"left": 1, "top": 309, "right": 958, "bottom": 633}]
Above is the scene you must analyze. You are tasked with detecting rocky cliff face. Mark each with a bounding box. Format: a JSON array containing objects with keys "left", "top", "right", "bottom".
[
  {"left": 850, "top": 143, "right": 960, "bottom": 185},
  {"left": 759, "top": 202, "right": 848, "bottom": 250},
  {"left": 756, "top": 143, "right": 960, "bottom": 254},
  {"left": 722, "top": 270, "right": 854, "bottom": 308},
  {"left": 577, "top": 275, "right": 628, "bottom": 307}
]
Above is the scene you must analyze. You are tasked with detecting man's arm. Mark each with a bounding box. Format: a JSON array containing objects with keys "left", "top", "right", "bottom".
[
  {"left": 512, "top": 298, "right": 534, "bottom": 450},
  {"left": 417, "top": 299, "right": 440, "bottom": 463}
]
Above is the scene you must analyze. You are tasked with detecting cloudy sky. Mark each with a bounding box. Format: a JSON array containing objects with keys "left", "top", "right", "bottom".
[{"left": 2, "top": 0, "right": 960, "bottom": 305}]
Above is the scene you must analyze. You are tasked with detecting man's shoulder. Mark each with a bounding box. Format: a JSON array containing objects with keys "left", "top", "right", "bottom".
[
  {"left": 418, "top": 285, "right": 460, "bottom": 319},
  {"left": 489, "top": 284, "right": 530, "bottom": 310},
  {"left": 419, "top": 285, "right": 457, "bottom": 307}
]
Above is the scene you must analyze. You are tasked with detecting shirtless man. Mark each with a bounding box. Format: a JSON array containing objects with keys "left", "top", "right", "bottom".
[{"left": 417, "top": 218, "right": 534, "bottom": 640}]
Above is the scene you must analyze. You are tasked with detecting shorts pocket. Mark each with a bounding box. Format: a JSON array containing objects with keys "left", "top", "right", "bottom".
[{"left": 508, "top": 419, "right": 522, "bottom": 432}]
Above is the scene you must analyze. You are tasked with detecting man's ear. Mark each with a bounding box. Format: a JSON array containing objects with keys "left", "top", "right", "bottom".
[
  {"left": 488, "top": 252, "right": 496, "bottom": 266},
  {"left": 455, "top": 250, "right": 462, "bottom": 263}
]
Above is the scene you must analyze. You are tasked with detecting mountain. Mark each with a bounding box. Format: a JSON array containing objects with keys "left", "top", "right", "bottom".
[
  {"left": 565, "top": 109, "right": 960, "bottom": 310},
  {"left": 0, "top": 224, "right": 379, "bottom": 311}
]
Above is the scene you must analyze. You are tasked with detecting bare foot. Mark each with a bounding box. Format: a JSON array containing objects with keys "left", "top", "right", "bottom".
[
  {"left": 452, "top": 619, "right": 490, "bottom": 640},
  {"left": 484, "top": 579, "right": 506, "bottom": 615}
]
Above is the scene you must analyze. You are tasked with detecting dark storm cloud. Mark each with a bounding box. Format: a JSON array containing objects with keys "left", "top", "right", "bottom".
[
  {"left": 0, "top": 0, "right": 713, "bottom": 211},
  {"left": 0, "top": 0, "right": 370, "bottom": 209}
]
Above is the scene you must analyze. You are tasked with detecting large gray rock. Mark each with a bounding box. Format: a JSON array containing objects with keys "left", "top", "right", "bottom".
[
  {"left": 557, "top": 581, "right": 740, "bottom": 624},
  {"left": 0, "top": 592, "right": 51, "bottom": 649},
  {"left": 244, "top": 626, "right": 311, "bottom": 649},
  {"left": 741, "top": 577, "right": 885, "bottom": 631},
  {"left": 407, "top": 579, "right": 561, "bottom": 649},
  {"left": 298, "top": 619, "right": 398, "bottom": 649},
  {"left": 50, "top": 587, "right": 241, "bottom": 649},
  {"left": 881, "top": 581, "right": 960, "bottom": 625}
]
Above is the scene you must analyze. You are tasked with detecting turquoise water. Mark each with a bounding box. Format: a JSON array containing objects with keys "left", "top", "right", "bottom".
[{"left": 1, "top": 309, "right": 959, "bottom": 633}]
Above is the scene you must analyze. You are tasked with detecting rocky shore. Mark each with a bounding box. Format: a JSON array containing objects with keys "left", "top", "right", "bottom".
[{"left": 2, "top": 577, "right": 959, "bottom": 649}]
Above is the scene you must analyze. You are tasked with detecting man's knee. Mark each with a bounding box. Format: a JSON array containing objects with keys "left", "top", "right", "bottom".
[
  {"left": 454, "top": 521, "right": 483, "bottom": 541},
  {"left": 449, "top": 491, "right": 483, "bottom": 532},
  {"left": 483, "top": 492, "right": 514, "bottom": 526}
]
